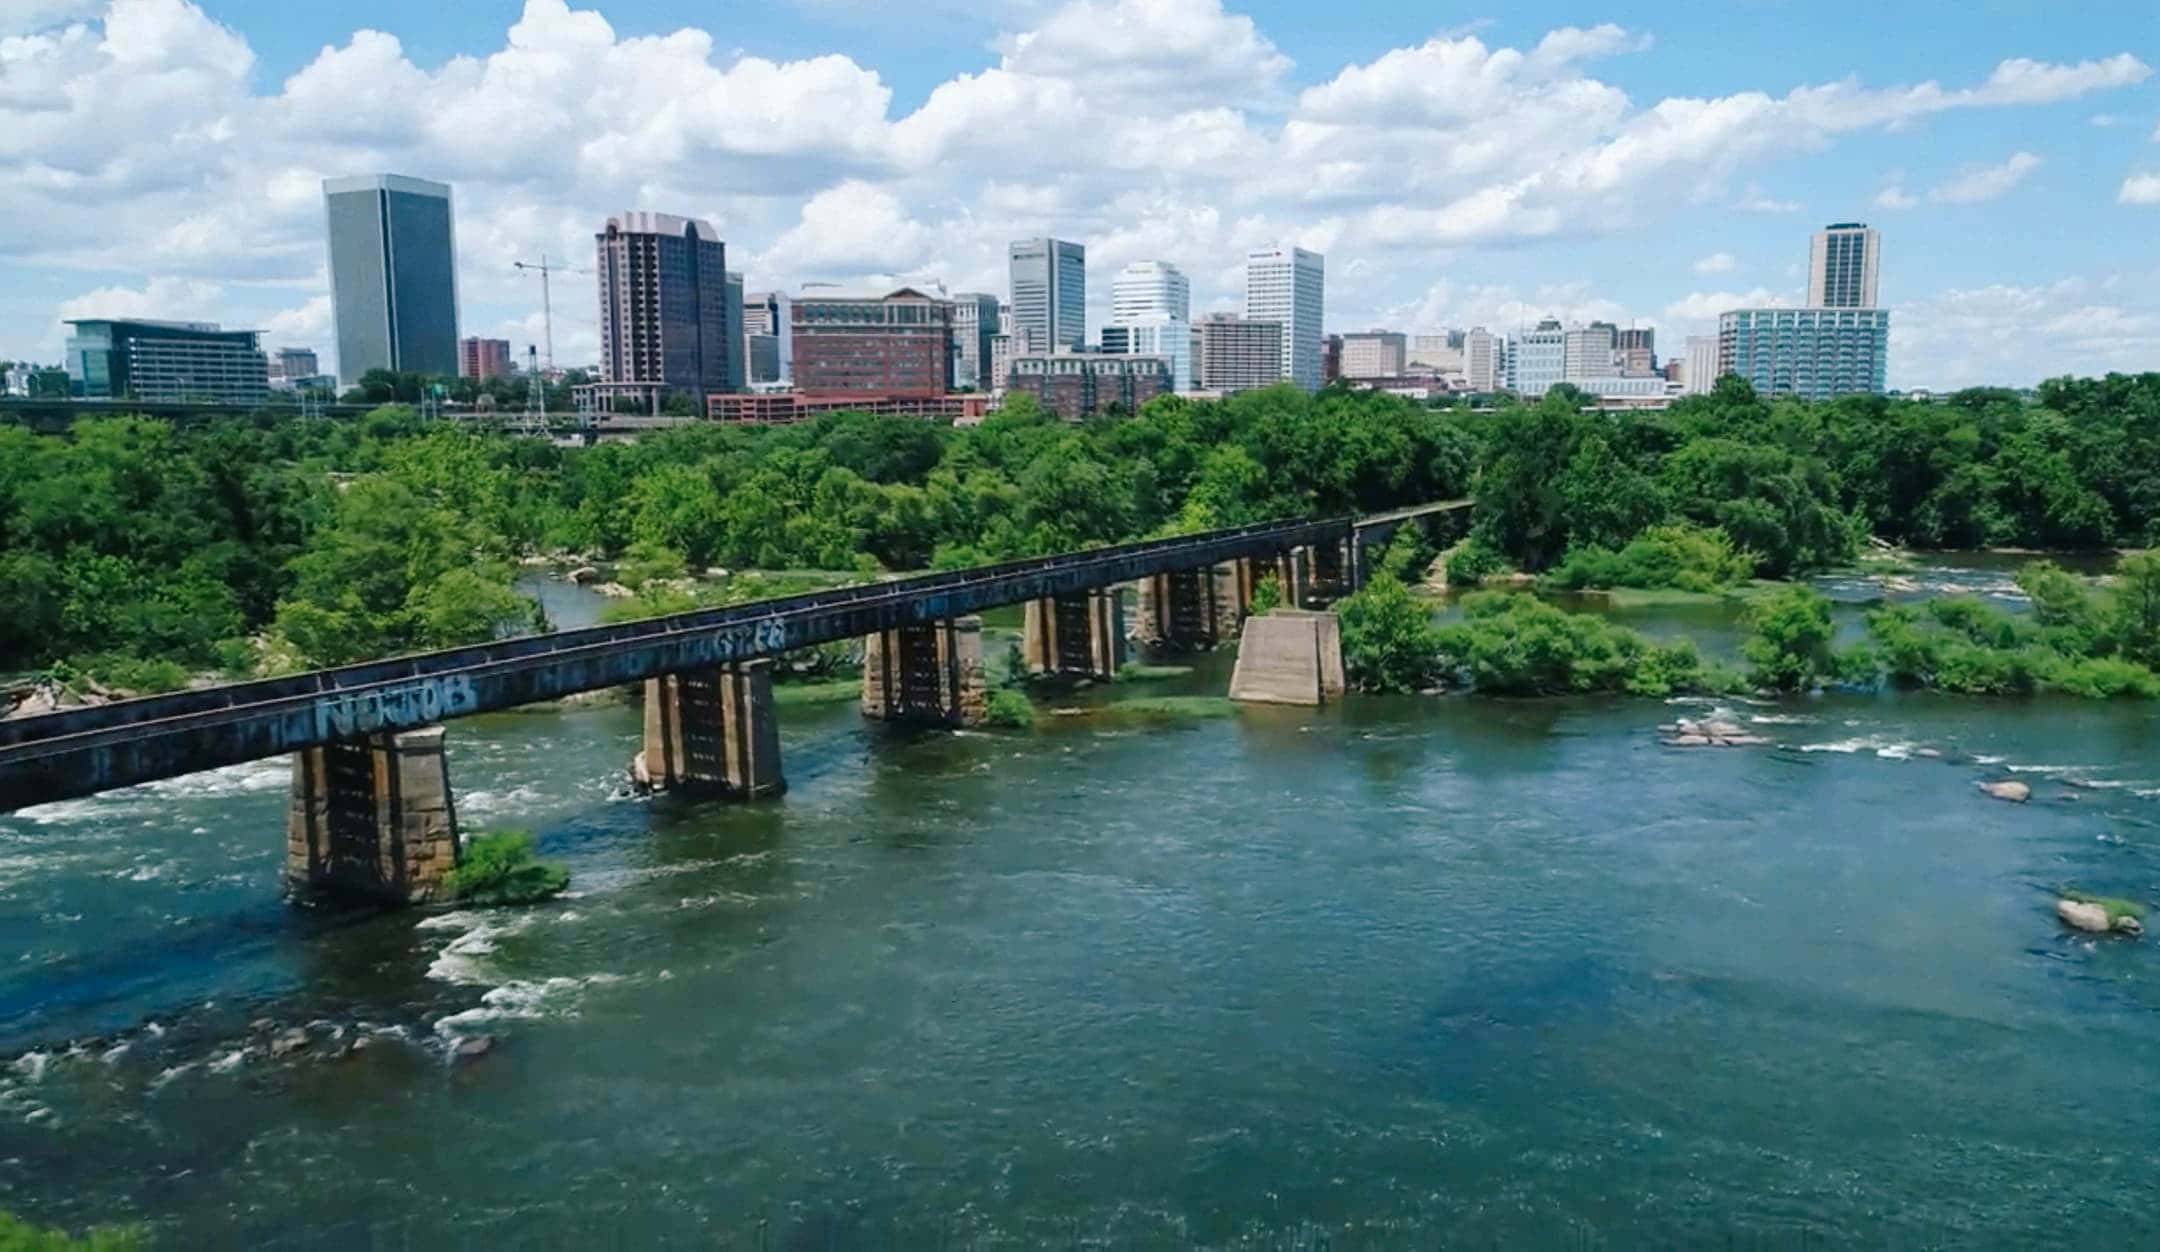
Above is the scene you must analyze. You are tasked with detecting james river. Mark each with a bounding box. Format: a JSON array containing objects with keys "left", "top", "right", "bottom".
[{"left": 3, "top": 564, "right": 2157, "bottom": 1247}]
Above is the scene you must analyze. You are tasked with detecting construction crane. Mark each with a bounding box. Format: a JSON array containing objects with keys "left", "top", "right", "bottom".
[{"left": 513, "top": 253, "right": 591, "bottom": 374}]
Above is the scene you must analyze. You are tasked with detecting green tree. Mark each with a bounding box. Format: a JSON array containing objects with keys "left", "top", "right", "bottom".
[{"left": 1742, "top": 586, "right": 1851, "bottom": 691}]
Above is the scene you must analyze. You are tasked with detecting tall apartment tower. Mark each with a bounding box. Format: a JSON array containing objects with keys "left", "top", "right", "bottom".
[
  {"left": 1684, "top": 335, "right": 1720, "bottom": 395},
  {"left": 1195, "top": 314, "right": 1284, "bottom": 394},
  {"left": 1807, "top": 223, "right": 1881, "bottom": 308},
  {"left": 595, "top": 212, "right": 735, "bottom": 397},
  {"left": 323, "top": 174, "right": 459, "bottom": 384},
  {"left": 1244, "top": 246, "right": 1325, "bottom": 391},
  {"left": 1563, "top": 323, "right": 1618, "bottom": 381},
  {"left": 1008, "top": 238, "right": 1086, "bottom": 354}
]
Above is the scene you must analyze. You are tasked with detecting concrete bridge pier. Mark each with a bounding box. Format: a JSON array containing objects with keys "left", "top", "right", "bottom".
[
  {"left": 286, "top": 726, "right": 461, "bottom": 905},
  {"left": 639, "top": 659, "right": 785, "bottom": 798},
  {"left": 1274, "top": 546, "right": 1315, "bottom": 608},
  {"left": 863, "top": 616, "right": 988, "bottom": 727},
  {"left": 1228, "top": 608, "right": 1348, "bottom": 707},
  {"left": 1023, "top": 588, "right": 1124, "bottom": 680}
]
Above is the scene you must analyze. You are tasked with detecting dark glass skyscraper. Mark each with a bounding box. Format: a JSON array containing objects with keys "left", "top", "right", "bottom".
[
  {"left": 323, "top": 174, "right": 460, "bottom": 385},
  {"left": 595, "top": 212, "right": 735, "bottom": 397},
  {"left": 1008, "top": 238, "right": 1086, "bottom": 353}
]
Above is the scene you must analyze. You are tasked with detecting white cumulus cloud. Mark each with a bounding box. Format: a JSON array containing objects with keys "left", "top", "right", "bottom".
[
  {"left": 1930, "top": 151, "right": 2041, "bottom": 204},
  {"left": 1693, "top": 252, "right": 1737, "bottom": 274},
  {"left": 2120, "top": 173, "right": 2160, "bottom": 205}
]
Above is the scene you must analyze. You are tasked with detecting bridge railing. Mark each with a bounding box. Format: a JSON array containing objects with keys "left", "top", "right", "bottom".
[{"left": 0, "top": 516, "right": 1349, "bottom": 756}]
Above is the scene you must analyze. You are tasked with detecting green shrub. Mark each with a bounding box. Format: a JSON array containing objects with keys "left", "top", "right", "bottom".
[
  {"left": 616, "top": 537, "right": 688, "bottom": 590},
  {"left": 1543, "top": 523, "right": 1754, "bottom": 593},
  {"left": 1247, "top": 573, "right": 1284, "bottom": 616},
  {"left": 66, "top": 653, "right": 191, "bottom": 695},
  {"left": 1742, "top": 586, "right": 1854, "bottom": 691},
  {"left": 1336, "top": 571, "right": 1443, "bottom": 693},
  {"left": 983, "top": 688, "right": 1036, "bottom": 729},
  {"left": 443, "top": 831, "right": 569, "bottom": 906},
  {"left": 1431, "top": 592, "right": 1733, "bottom": 697},
  {"left": 1374, "top": 527, "right": 1438, "bottom": 584},
  {"left": 1444, "top": 536, "right": 1509, "bottom": 586}
]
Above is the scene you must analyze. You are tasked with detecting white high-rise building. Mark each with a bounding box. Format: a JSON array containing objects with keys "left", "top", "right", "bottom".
[
  {"left": 1512, "top": 319, "right": 1568, "bottom": 397},
  {"left": 1244, "top": 245, "right": 1325, "bottom": 391},
  {"left": 1464, "top": 328, "right": 1500, "bottom": 391},
  {"left": 1107, "top": 261, "right": 1192, "bottom": 392},
  {"left": 1808, "top": 222, "right": 1881, "bottom": 308},
  {"left": 1408, "top": 331, "right": 1462, "bottom": 371},
  {"left": 1683, "top": 335, "right": 1720, "bottom": 395},
  {"left": 1111, "top": 261, "right": 1190, "bottom": 323}
]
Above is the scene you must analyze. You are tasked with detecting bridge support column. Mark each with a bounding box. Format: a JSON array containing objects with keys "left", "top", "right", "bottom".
[
  {"left": 1023, "top": 588, "right": 1124, "bottom": 679},
  {"left": 862, "top": 616, "right": 987, "bottom": 727},
  {"left": 639, "top": 660, "right": 784, "bottom": 798},
  {"left": 285, "top": 726, "right": 461, "bottom": 906},
  {"left": 1137, "top": 567, "right": 1227, "bottom": 650},
  {"left": 1228, "top": 609, "right": 1347, "bottom": 707}
]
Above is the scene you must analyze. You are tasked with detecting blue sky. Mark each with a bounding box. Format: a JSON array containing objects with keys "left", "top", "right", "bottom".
[{"left": 3, "top": 0, "right": 2156, "bottom": 386}]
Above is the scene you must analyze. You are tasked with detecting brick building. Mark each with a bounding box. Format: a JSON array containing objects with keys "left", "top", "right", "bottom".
[
  {"left": 1005, "top": 354, "right": 1172, "bottom": 420},
  {"left": 791, "top": 288, "right": 952, "bottom": 395}
]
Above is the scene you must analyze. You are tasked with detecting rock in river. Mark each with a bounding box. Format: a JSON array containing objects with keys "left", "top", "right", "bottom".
[
  {"left": 2057, "top": 899, "right": 2110, "bottom": 933},
  {"left": 1979, "top": 780, "right": 2031, "bottom": 803},
  {"left": 453, "top": 1036, "right": 495, "bottom": 1063}
]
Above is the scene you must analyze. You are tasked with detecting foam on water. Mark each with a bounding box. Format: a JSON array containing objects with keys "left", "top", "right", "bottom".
[{"left": 432, "top": 973, "right": 629, "bottom": 1036}]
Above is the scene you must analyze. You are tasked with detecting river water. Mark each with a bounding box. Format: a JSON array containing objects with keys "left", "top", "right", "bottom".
[{"left": 3, "top": 564, "right": 2157, "bottom": 1246}]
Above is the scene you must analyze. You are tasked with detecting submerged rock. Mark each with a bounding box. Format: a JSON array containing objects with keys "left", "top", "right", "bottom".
[
  {"left": 453, "top": 1036, "right": 495, "bottom": 1063},
  {"left": 565, "top": 565, "right": 600, "bottom": 585},
  {"left": 2116, "top": 915, "right": 2145, "bottom": 938},
  {"left": 269, "top": 1028, "right": 310, "bottom": 1058},
  {"left": 1979, "top": 780, "right": 2031, "bottom": 803}
]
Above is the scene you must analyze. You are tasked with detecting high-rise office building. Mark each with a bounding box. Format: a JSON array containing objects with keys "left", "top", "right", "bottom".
[
  {"left": 323, "top": 174, "right": 460, "bottom": 384},
  {"left": 1512, "top": 320, "right": 1568, "bottom": 396},
  {"left": 1339, "top": 331, "right": 1407, "bottom": 379},
  {"left": 595, "top": 211, "right": 735, "bottom": 397},
  {"left": 1464, "top": 328, "right": 1501, "bottom": 391},
  {"left": 1009, "top": 238, "right": 1086, "bottom": 354},
  {"left": 459, "top": 337, "right": 512, "bottom": 381},
  {"left": 63, "top": 319, "right": 268, "bottom": 405},
  {"left": 949, "top": 293, "right": 1001, "bottom": 389},
  {"left": 1807, "top": 223, "right": 1881, "bottom": 308},
  {"left": 1564, "top": 322, "right": 1617, "bottom": 381},
  {"left": 1718, "top": 308, "right": 1889, "bottom": 399},
  {"left": 1195, "top": 314, "right": 1284, "bottom": 394},
  {"left": 1683, "top": 335, "right": 1720, "bottom": 395},
  {"left": 1111, "top": 261, "right": 1190, "bottom": 323},
  {"left": 1244, "top": 246, "right": 1325, "bottom": 391},
  {"left": 791, "top": 287, "right": 952, "bottom": 395}
]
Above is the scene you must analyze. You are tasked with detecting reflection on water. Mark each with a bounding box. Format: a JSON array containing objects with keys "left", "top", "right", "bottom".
[{"left": 1, "top": 560, "right": 2156, "bottom": 1246}]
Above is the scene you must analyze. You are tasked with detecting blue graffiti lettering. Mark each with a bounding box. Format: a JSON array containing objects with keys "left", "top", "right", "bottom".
[{"left": 315, "top": 674, "right": 477, "bottom": 740}]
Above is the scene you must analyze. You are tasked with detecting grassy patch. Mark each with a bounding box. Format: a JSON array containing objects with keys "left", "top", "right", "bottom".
[
  {"left": 0, "top": 1210, "right": 149, "bottom": 1250},
  {"left": 1117, "top": 663, "right": 1195, "bottom": 681},
  {"left": 1098, "top": 695, "right": 1235, "bottom": 721},
  {"left": 772, "top": 679, "right": 861, "bottom": 707},
  {"left": 2064, "top": 889, "right": 2147, "bottom": 923}
]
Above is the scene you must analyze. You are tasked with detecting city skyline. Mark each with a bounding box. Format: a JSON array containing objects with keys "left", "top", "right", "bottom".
[{"left": 2, "top": 0, "right": 2157, "bottom": 389}]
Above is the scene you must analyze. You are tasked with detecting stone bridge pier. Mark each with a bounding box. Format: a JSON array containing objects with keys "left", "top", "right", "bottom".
[
  {"left": 1023, "top": 588, "right": 1124, "bottom": 680},
  {"left": 640, "top": 659, "right": 784, "bottom": 798},
  {"left": 862, "top": 616, "right": 988, "bottom": 727},
  {"left": 286, "top": 726, "right": 461, "bottom": 905}
]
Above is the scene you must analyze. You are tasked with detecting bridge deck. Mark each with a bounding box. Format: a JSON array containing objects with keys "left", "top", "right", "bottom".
[
  {"left": 0, "top": 517, "right": 1350, "bottom": 811},
  {"left": 1353, "top": 499, "right": 1473, "bottom": 528}
]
